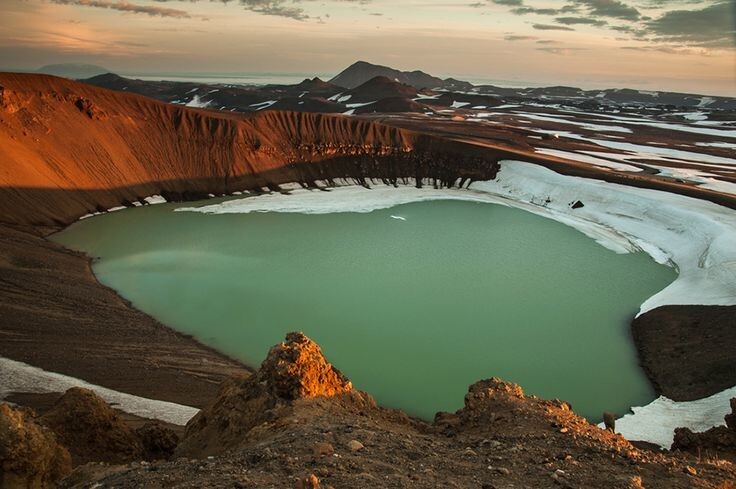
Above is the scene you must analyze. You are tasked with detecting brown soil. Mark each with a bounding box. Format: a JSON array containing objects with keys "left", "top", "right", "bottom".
[
  {"left": 0, "top": 223, "right": 247, "bottom": 408},
  {"left": 632, "top": 305, "right": 736, "bottom": 401}
]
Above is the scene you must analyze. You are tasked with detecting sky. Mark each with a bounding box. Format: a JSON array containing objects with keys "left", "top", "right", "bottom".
[{"left": 0, "top": 0, "right": 734, "bottom": 95}]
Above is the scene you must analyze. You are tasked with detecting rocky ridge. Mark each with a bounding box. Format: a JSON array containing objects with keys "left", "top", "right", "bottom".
[{"left": 12, "top": 332, "right": 728, "bottom": 488}]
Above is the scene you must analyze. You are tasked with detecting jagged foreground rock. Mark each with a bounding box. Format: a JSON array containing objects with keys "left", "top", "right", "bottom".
[
  {"left": 0, "top": 388, "right": 181, "bottom": 488},
  {"left": 0, "top": 404, "right": 71, "bottom": 488},
  {"left": 39, "top": 387, "right": 179, "bottom": 466},
  {"left": 65, "top": 333, "right": 736, "bottom": 488},
  {"left": 39, "top": 387, "right": 144, "bottom": 465}
]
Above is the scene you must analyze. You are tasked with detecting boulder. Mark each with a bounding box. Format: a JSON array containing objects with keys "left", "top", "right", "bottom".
[
  {"left": 135, "top": 421, "right": 180, "bottom": 460},
  {"left": 178, "top": 332, "right": 363, "bottom": 457},
  {"left": 40, "top": 387, "right": 142, "bottom": 465},
  {"left": 0, "top": 403, "right": 72, "bottom": 488}
]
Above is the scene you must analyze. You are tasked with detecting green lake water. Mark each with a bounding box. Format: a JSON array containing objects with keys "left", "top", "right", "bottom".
[{"left": 53, "top": 198, "right": 676, "bottom": 421}]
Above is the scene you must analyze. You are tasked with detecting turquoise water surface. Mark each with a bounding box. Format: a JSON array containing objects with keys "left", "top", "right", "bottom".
[{"left": 54, "top": 198, "right": 675, "bottom": 421}]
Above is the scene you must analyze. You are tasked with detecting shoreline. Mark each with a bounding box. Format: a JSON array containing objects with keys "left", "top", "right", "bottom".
[
  {"left": 178, "top": 161, "right": 736, "bottom": 315},
  {"left": 20, "top": 160, "right": 735, "bottom": 447},
  {"left": 0, "top": 223, "right": 249, "bottom": 412}
]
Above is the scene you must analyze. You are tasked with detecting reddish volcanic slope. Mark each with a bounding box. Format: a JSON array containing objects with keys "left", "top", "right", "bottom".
[
  {"left": 0, "top": 73, "right": 507, "bottom": 226},
  {"left": 1, "top": 73, "right": 734, "bottom": 226}
]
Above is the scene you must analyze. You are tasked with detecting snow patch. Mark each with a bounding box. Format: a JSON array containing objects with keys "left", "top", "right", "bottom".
[
  {"left": 249, "top": 100, "right": 277, "bottom": 110},
  {"left": 185, "top": 94, "right": 210, "bottom": 108},
  {"left": 535, "top": 148, "right": 642, "bottom": 172},
  {"left": 345, "top": 101, "right": 376, "bottom": 108},
  {"left": 144, "top": 195, "right": 167, "bottom": 205},
  {"left": 611, "top": 386, "right": 736, "bottom": 448},
  {"left": 0, "top": 356, "right": 198, "bottom": 426}
]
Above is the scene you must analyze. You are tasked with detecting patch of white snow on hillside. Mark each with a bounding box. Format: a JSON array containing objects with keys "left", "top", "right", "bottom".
[
  {"left": 413, "top": 94, "right": 440, "bottom": 101},
  {"left": 677, "top": 111, "right": 707, "bottom": 122},
  {"left": 535, "top": 148, "right": 642, "bottom": 172},
  {"left": 696, "top": 141, "right": 736, "bottom": 149},
  {"left": 451, "top": 101, "right": 470, "bottom": 108},
  {"left": 144, "top": 195, "right": 167, "bottom": 205},
  {"left": 345, "top": 101, "right": 376, "bottom": 108},
  {"left": 646, "top": 166, "right": 736, "bottom": 194},
  {"left": 185, "top": 94, "right": 210, "bottom": 108},
  {"left": 513, "top": 112, "right": 632, "bottom": 133},
  {"left": 0, "top": 356, "right": 198, "bottom": 426},
  {"left": 610, "top": 385, "right": 736, "bottom": 448},
  {"left": 249, "top": 100, "right": 277, "bottom": 110},
  {"left": 330, "top": 94, "right": 352, "bottom": 103},
  {"left": 532, "top": 130, "right": 736, "bottom": 165}
]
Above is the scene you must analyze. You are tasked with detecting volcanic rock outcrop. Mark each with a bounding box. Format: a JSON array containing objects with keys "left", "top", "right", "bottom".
[
  {"left": 40, "top": 387, "right": 144, "bottom": 465},
  {"left": 73, "top": 333, "right": 736, "bottom": 488},
  {"left": 177, "top": 332, "right": 370, "bottom": 457},
  {"left": 0, "top": 404, "right": 72, "bottom": 489},
  {"left": 37, "top": 387, "right": 182, "bottom": 466}
]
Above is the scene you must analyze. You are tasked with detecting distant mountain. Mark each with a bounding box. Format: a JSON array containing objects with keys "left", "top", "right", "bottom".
[
  {"left": 262, "top": 77, "right": 343, "bottom": 98},
  {"left": 37, "top": 63, "right": 110, "bottom": 80},
  {"left": 339, "top": 76, "right": 419, "bottom": 102},
  {"left": 330, "top": 61, "right": 473, "bottom": 91}
]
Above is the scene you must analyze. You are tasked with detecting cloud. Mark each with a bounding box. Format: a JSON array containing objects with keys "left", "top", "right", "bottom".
[
  {"left": 504, "top": 34, "right": 537, "bottom": 40},
  {"left": 532, "top": 23, "right": 575, "bottom": 31},
  {"left": 225, "top": 0, "right": 374, "bottom": 21},
  {"left": 537, "top": 46, "right": 586, "bottom": 54},
  {"left": 475, "top": 0, "right": 579, "bottom": 15},
  {"left": 644, "top": 0, "right": 735, "bottom": 48},
  {"left": 555, "top": 16, "right": 607, "bottom": 26},
  {"left": 49, "top": 0, "right": 192, "bottom": 18},
  {"left": 569, "top": 0, "right": 640, "bottom": 20},
  {"left": 244, "top": 3, "right": 309, "bottom": 21},
  {"left": 50, "top": 0, "right": 373, "bottom": 22}
]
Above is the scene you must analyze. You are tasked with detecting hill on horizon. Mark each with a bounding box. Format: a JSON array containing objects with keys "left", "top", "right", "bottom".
[
  {"left": 330, "top": 60, "right": 473, "bottom": 91},
  {"left": 37, "top": 63, "right": 110, "bottom": 80}
]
